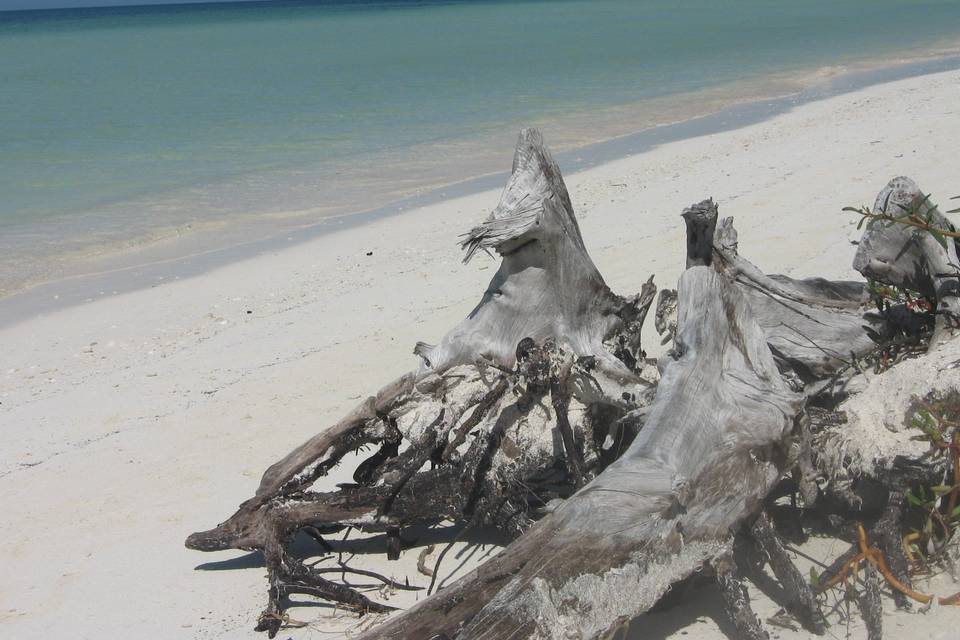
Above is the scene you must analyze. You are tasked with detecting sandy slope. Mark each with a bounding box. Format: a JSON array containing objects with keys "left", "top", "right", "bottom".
[{"left": 2, "top": 68, "right": 960, "bottom": 639}]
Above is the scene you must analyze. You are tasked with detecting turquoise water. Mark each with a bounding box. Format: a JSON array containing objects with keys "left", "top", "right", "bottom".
[{"left": 2, "top": 0, "right": 960, "bottom": 294}]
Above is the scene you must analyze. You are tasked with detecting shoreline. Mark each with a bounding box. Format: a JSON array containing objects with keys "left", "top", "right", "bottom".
[
  {"left": 2, "top": 63, "right": 959, "bottom": 639},
  {"left": 1, "top": 53, "right": 959, "bottom": 329}
]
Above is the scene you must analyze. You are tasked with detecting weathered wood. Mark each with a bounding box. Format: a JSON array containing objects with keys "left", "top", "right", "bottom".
[
  {"left": 715, "top": 552, "right": 770, "bottom": 640},
  {"left": 714, "top": 218, "right": 870, "bottom": 311},
  {"left": 853, "top": 176, "right": 960, "bottom": 350},
  {"left": 187, "top": 139, "right": 959, "bottom": 638},
  {"left": 654, "top": 288, "right": 678, "bottom": 345},
  {"left": 187, "top": 129, "right": 654, "bottom": 548},
  {"left": 858, "top": 563, "right": 884, "bottom": 640},
  {"left": 710, "top": 215, "right": 886, "bottom": 384},
  {"left": 360, "top": 267, "right": 802, "bottom": 640},
  {"left": 666, "top": 199, "right": 889, "bottom": 387},
  {"left": 423, "top": 128, "right": 649, "bottom": 380},
  {"left": 750, "top": 512, "right": 825, "bottom": 633},
  {"left": 683, "top": 198, "right": 719, "bottom": 268},
  {"left": 186, "top": 130, "right": 660, "bottom": 632}
]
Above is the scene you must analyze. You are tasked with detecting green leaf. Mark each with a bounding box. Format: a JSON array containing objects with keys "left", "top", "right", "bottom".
[
  {"left": 809, "top": 567, "right": 820, "bottom": 588},
  {"left": 907, "top": 490, "right": 924, "bottom": 507},
  {"left": 857, "top": 216, "right": 866, "bottom": 230},
  {"left": 842, "top": 206, "right": 863, "bottom": 213},
  {"left": 932, "top": 484, "right": 954, "bottom": 496},
  {"left": 930, "top": 229, "right": 948, "bottom": 250}
]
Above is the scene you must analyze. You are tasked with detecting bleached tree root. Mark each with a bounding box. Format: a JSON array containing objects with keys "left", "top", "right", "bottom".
[
  {"left": 358, "top": 181, "right": 949, "bottom": 639},
  {"left": 186, "top": 129, "right": 659, "bottom": 634},
  {"left": 658, "top": 199, "right": 891, "bottom": 399},
  {"left": 187, "top": 127, "right": 958, "bottom": 640},
  {"left": 708, "top": 203, "right": 888, "bottom": 387},
  {"left": 189, "top": 337, "right": 653, "bottom": 636},
  {"left": 357, "top": 266, "right": 804, "bottom": 640}
]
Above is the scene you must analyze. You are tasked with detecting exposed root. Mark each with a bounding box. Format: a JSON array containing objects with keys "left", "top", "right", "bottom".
[
  {"left": 857, "top": 563, "right": 883, "bottom": 640},
  {"left": 550, "top": 358, "right": 584, "bottom": 489},
  {"left": 819, "top": 522, "right": 960, "bottom": 608},
  {"left": 189, "top": 336, "right": 643, "bottom": 631},
  {"left": 442, "top": 378, "right": 508, "bottom": 461},
  {"left": 714, "top": 552, "right": 770, "bottom": 640},
  {"left": 816, "top": 482, "right": 917, "bottom": 609},
  {"left": 417, "top": 544, "right": 436, "bottom": 577},
  {"left": 257, "top": 540, "right": 396, "bottom": 639},
  {"left": 306, "top": 562, "right": 422, "bottom": 592},
  {"left": 186, "top": 149, "right": 960, "bottom": 639},
  {"left": 750, "top": 512, "right": 826, "bottom": 634}
]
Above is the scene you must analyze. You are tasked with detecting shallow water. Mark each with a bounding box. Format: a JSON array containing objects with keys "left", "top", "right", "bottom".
[{"left": 2, "top": 0, "right": 960, "bottom": 295}]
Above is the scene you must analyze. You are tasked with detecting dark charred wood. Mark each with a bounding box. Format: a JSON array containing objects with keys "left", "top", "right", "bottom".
[
  {"left": 870, "top": 483, "right": 913, "bottom": 609},
  {"left": 655, "top": 288, "right": 678, "bottom": 346},
  {"left": 683, "top": 198, "right": 719, "bottom": 269}
]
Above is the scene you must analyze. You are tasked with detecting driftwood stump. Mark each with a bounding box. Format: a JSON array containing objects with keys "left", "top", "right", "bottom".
[
  {"left": 187, "top": 124, "right": 958, "bottom": 639},
  {"left": 361, "top": 265, "right": 802, "bottom": 639},
  {"left": 186, "top": 130, "right": 658, "bottom": 636}
]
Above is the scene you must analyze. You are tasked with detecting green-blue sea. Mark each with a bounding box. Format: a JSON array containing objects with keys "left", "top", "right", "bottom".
[{"left": 2, "top": 0, "right": 960, "bottom": 295}]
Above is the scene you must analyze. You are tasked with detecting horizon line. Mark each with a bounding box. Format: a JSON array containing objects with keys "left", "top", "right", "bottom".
[{"left": 0, "top": 0, "right": 269, "bottom": 13}]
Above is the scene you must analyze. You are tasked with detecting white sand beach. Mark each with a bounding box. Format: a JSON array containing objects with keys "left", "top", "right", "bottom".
[{"left": 2, "top": 68, "right": 960, "bottom": 639}]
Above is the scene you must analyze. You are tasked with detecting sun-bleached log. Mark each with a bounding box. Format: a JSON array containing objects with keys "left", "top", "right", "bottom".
[
  {"left": 701, "top": 202, "right": 886, "bottom": 385},
  {"left": 360, "top": 267, "right": 802, "bottom": 640},
  {"left": 657, "top": 201, "right": 886, "bottom": 388},
  {"left": 185, "top": 129, "right": 659, "bottom": 635}
]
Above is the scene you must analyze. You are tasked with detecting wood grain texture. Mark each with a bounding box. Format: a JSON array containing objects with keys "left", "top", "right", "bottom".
[
  {"left": 713, "top": 215, "right": 884, "bottom": 383},
  {"left": 361, "top": 267, "right": 802, "bottom": 640}
]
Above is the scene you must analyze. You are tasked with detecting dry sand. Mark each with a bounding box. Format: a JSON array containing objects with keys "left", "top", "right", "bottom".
[{"left": 2, "top": 68, "right": 960, "bottom": 639}]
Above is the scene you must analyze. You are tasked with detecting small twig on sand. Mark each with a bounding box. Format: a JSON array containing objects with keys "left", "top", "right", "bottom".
[{"left": 418, "top": 544, "right": 436, "bottom": 577}]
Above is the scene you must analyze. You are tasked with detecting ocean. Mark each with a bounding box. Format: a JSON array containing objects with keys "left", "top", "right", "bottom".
[{"left": 2, "top": 0, "right": 960, "bottom": 299}]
